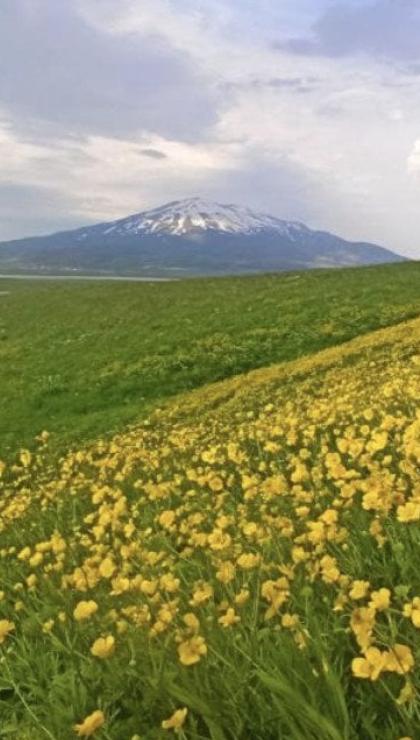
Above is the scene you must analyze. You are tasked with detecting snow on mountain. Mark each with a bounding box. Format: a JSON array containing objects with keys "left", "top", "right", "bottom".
[
  {"left": 0, "top": 196, "right": 405, "bottom": 276},
  {"left": 77, "top": 197, "right": 309, "bottom": 240}
]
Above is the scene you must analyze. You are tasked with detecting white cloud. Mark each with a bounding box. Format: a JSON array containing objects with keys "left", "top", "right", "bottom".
[
  {"left": 1, "top": 0, "right": 420, "bottom": 257},
  {"left": 0, "top": 118, "right": 48, "bottom": 175},
  {"left": 0, "top": 114, "right": 244, "bottom": 227},
  {"left": 407, "top": 139, "right": 420, "bottom": 174}
]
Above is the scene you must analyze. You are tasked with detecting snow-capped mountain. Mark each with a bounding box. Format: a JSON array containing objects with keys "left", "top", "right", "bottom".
[
  {"left": 77, "top": 197, "right": 309, "bottom": 239},
  {"left": 0, "top": 197, "right": 405, "bottom": 276}
]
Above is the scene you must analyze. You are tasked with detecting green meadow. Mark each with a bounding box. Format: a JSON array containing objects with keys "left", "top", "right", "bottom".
[
  {"left": 1, "top": 262, "right": 419, "bottom": 456},
  {"left": 0, "top": 286, "right": 419, "bottom": 738}
]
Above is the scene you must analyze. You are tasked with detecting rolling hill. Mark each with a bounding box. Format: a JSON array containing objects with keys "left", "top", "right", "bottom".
[
  {"left": 0, "top": 261, "right": 419, "bottom": 455},
  {"left": 0, "top": 313, "right": 419, "bottom": 738}
]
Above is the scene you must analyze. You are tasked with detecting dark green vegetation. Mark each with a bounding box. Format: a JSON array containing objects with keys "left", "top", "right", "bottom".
[
  {"left": 0, "top": 227, "right": 403, "bottom": 277},
  {"left": 1, "top": 261, "right": 419, "bottom": 456}
]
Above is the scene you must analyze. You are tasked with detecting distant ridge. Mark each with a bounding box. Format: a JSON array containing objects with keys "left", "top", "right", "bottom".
[{"left": 0, "top": 197, "right": 405, "bottom": 276}]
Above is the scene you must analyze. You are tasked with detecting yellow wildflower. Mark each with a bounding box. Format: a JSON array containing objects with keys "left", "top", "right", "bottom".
[
  {"left": 0, "top": 619, "right": 15, "bottom": 644},
  {"left": 281, "top": 613, "right": 299, "bottom": 629},
  {"left": 396, "top": 682, "right": 415, "bottom": 705},
  {"left": 26, "top": 574, "right": 37, "bottom": 589},
  {"left": 161, "top": 707, "right": 188, "bottom": 731},
  {"left": 350, "top": 607, "right": 376, "bottom": 651},
  {"left": 385, "top": 644, "right": 414, "bottom": 675},
  {"left": 235, "top": 589, "right": 250, "bottom": 606},
  {"left": 208, "top": 476, "right": 224, "bottom": 492},
  {"left": 140, "top": 579, "right": 158, "bottom": 596},
  {"left": 159, "top": 510, "right": 176, "bottom": 528},
  {"left": 17, "top": 546, "right": 31, "bottom": 561},
  {"left": 369, "top": 588, "right": 391, "bottom": 612},
  {"left": 42, "top": 619, "right": 54, "bottom": 634},
  {"left": 208, "top": 529, "right": 232, "bottom": 551},
  {"left": 349, "top": 580, "right": 370, "bottom": 600},
  {"left": 99, "top": 557, "right": 116, "bottom": 579},
  {"left": 29, "top": 552, "right": 43, "bottom": 568},
  {"left": 74, "top": 709, "right": 105, "bottom": 737},
  {"left": 183, "top": 613, "right": 200, "bottom": 633},
  {"left": 19, "top": 449, "right": 32, "bottom": 467},
  {"left": 90, "top": 635, "right": 115, "bottom": 659},
  {"left": 73, "top": 600, "right": 98, "bottom": 622},
  {"left": 397, "top": 501, "right": 420, "bottom": 523},
  {"left": 237, "top": 553, "right": 260, "bottom": 569},
  {"left": 351, "top": 647, "right": 388, "bottom": 681},
  {"left": 189, "top": 582, "right": 213, "bottom": 607},
  {"left": 178, "top": 636, "right": 207, "bottom": 666},
  {"left": 218, "top": 608, "right": 240, "bottom": 628},
  {"left": 403, "top": 597, "right": 420, "bottom": 628},
  {"left": 215, "top": 561, "right": 235, "bottom": 584}
]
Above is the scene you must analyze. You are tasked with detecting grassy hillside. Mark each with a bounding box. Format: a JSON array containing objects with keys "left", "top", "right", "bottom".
[
  {"left": 0, "top": 316, "right": 419, "bottom": 738},
  {"left": 0, "top": 262, "right": 419, "bottom": 455}
]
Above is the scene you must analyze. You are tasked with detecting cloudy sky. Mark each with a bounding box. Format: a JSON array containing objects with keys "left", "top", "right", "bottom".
[{"left": 1, "top": 0, "right": 420, "bottom": 257}]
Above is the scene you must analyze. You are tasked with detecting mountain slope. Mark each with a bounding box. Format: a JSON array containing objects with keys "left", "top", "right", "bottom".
[{"left": 0, "top": 197, "right": 404, "bottom": 276}]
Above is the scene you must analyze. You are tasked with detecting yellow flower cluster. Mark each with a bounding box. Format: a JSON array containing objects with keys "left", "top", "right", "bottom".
[
  {"left": 352, "top": 644, "right": 414, "bottom": 682},
  {"left": 0, "top": 317, "right": 418, "bottom": 736}
]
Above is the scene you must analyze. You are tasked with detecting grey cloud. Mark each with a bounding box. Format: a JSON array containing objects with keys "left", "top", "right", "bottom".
[
  {"left": 0, "top": 0, "right": 219, "bottom": 142},
  {"left": 220, "top": 76, "right": 319, "bottom": 95},
  {"left": 140, "top": 149, "right": 168, "bottom": 159},
  {"left": 0, "top": 155, "right": 325, "bottom": 241},
  {"left": 403, "top": 63, "right": 420, "bottom": 75},
  {"left": 205, "top": 153, "right": 325, "bottom": 226},
  {"left": 263, "top": 77, "right": 318, "bottom": 93},
  {"left": 0, "top": 182, "right": 87, "bottom": 240},
  {"left": 266, "top": 77, "right": 303, "bottom": 88},
  {"left": 277, "top": 0, "right": 420, "bottom": 62}
]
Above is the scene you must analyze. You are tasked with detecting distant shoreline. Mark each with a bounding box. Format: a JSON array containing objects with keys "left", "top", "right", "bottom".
[{"left": 0, "top": 273, "right": 175, "bottom": 282}]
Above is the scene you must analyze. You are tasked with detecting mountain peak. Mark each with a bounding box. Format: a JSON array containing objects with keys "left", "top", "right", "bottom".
[
  {"left": 0, "top": 196, "right": 404, "bottom": 277},
  {"left": 96, "top": 198, "right": 307, "bottom": 238}
]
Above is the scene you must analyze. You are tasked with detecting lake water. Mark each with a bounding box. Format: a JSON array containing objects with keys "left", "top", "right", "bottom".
[{"left": 0, "top": 274, "right": 174, "bottom": 282}]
